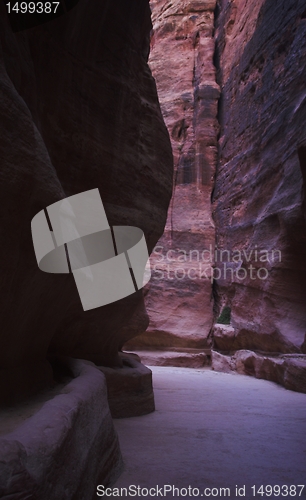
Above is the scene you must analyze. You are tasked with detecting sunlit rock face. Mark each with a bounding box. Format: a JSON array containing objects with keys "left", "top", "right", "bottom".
[
  {"left": 127, "top": 0, "right": 219, "bottom": 351},
  {"left": 0, "top": 0, "right": 173, "bottom": 403},
  {"left": 213, "top": 0, "right": 306, "bottom": 354}
]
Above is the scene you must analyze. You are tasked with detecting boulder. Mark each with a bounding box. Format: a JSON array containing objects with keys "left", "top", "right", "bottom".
[{"left": 212, "top": 350, "right": 306, "bottom": 393}]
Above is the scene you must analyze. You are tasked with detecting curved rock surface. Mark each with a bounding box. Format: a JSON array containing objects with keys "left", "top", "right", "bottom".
[
  {"left": 0, "top": 359, "right": 123, "bottom": 499},
  {"left": 213, "top": 0, "right": 306, "bottom": 355},
  {"left": 0, "top": 0, "right": 173, "bottom": 403},
  {"left": 99, "top": 352, "right": 155, "bottom": 418}
]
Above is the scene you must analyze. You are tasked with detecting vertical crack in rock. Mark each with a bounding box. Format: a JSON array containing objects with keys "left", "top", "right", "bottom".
[{"left": 211, "top": 0, "right": 222, "bottom": 325}]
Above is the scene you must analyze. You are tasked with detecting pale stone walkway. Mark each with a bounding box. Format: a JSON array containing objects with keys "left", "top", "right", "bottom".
[{"left": 110, "top": 367, "right": 306, "bottom": 500}]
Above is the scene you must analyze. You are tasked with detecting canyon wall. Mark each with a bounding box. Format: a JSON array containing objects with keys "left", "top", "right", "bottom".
[
  {"left": 0, "top": 0, "right": 172, "bottom": 403},
  {"left": 126, "top": 0, "right": 306, "bottom": 389},
  {"left": 126, "top": 0, "right": 220, "bottom": 354},
  {"left": 212, "top": 0, "right": 306, "bottom": 385},
  {"left": 0, "top": 0, "right": 173, "bottom": 492}
]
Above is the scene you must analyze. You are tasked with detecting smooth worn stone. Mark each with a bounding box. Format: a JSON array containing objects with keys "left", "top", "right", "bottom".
[
  {"left": 0, "top": 0, "right": 173, "bottom": 403},
  {"left": 129, "top": 349, "right": 210, "bottom": 368},
  {"left": 98, "top": 352, "right": 155, "bottom": 418},
  {"left": 0, "top": 359, "right": 123, "bottom": 500},
  {"left": 112, "top": 367, "right": 306, "bottom": 498}
]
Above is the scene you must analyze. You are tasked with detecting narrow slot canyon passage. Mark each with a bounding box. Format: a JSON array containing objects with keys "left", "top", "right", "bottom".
[
  {"left": 115, "top": 0, "right": 306, "bottom": 495},
  {"left": 0, "top": 0, "right": 306, "bottom": 497},
  {"left": 112, "top": 367, "right": 306, "bottom": 499},
  {"left": 124, "top": 0, "right": 306, "bottom": 392}
]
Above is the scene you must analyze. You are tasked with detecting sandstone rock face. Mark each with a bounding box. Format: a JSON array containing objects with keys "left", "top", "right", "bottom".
[
  {"left": 130, "top": 349, "right": 210, "bottom": 368},
  {"left": 0, "top": 0, "right": 173, "bottom": 403},
  {"left": 126, "top": 0, "right": 219, "bottom": 351},
  {"left": 212, "top": 0, "right": 306, "bottom": 356},
  {"left": 212, "top": 324, "right": 236, "bottom": 351},
  {"left": 211, "top": 350, "right": 306, "bottom": 394},
  {"left": 0, "top": 360, "right": 123, "bottom": 499}
]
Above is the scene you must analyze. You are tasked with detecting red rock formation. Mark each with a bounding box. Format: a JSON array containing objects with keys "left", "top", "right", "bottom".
[
  {"left": 0, "top": 0, "right": 173, "bottom": 494},
  {"left": 0, "top": 0, "right": 173, "bottom": 400},
  {"left": 126, "top": 0, "right": 220, "bottom": 353},
  {"left": 213, "top": 0, "right": 306, "bottom": 356},
  {"left": 124, "top": 0, "right": 306, "bottom": 391}
]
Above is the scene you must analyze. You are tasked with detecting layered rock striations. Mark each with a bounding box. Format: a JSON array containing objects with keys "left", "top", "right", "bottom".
[
  {"left": 212, "top": 0, "right": 306, "bottom": 378},
  {"left": 126, "top": 0, "right": 220, "bottom": 354}
]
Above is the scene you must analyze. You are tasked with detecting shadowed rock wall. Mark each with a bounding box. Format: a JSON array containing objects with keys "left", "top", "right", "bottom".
[
  {"left": 0, "top": 0, "right": 173, "bottom": 402},
  {"left": 0, "top": 1, "right": 173, "bottom": 491},
  {"left": 212, "top": 0, "right": 306, "bottom": 375}
]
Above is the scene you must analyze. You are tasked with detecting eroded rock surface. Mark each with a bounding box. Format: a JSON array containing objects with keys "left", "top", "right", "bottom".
[
  {"left": 213, "top": 0, "right": 306, "bottom": 358},
  {"left": 212, "top": 350, "right": 306, "bottom": 393},
  {"left": 126, "top": 0, "right": 219, "bottom": 351},
  {"left": 0, "top": 0, "right": 173, "bottom": 403},
  {"left": 99, "top": 352, "right": 155, "bottom": 418},
  {"left": 0, "top": 360, "right": 123, "bottom": 499},
  {"left": 130, "top": 349, "right": 210, "bottom": 368}
]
